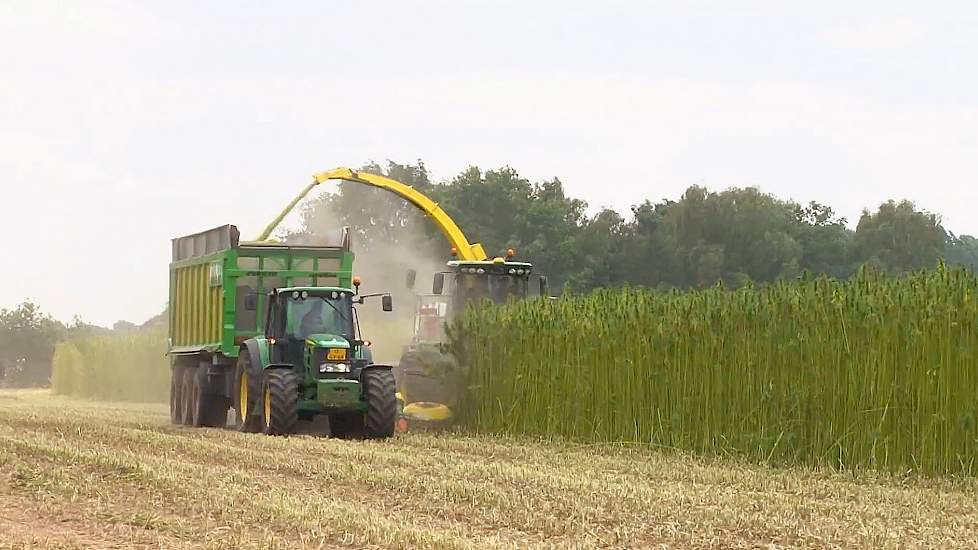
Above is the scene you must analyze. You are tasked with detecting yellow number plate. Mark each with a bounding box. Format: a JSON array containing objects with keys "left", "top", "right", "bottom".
[{"left": 327, "top": 348, "right": 347, "bottom": 361}]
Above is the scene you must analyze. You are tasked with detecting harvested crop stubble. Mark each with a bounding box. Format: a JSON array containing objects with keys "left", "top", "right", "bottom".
[
  {"left": 453, "top": 264, "right": 978, "bottom": 476},
  {"left": 2, "top": 390, "right": 978, "bottom": 549}
]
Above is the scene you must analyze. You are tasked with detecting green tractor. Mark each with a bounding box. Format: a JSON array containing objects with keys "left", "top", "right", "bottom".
[
  {"left": 168, "top": 224, "right": 399, "bottom": 439},
  {"left": 234, "top": 286, "right": 397, "bottom": 437}
]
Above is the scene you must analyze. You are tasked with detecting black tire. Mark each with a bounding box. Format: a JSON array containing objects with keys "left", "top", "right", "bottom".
[
  {"left": 328, "top": 412, "right": 364, "bottom": 439},
  {"left": 205, "top": 399, "right": 231, "bottom": 427},
  {"left": 233, "top": 352, "right": 261, "bottom": 433},
  {"left": 180, "top": 366, "right": 195, "bottom": 425},
  {"left": 191, "top": 367, "right": 229, "bottom": 428},
  {"left": 261, "top": 369, "right": 300, "bottom": 436},
  {"left": 169, "top": 363, "right": 187, "bottom": 425},
  {"left": 362, "top": 368, "right": 397, "bottom": 439}
]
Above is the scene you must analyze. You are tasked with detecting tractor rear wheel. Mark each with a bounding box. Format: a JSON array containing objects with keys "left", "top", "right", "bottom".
[
  {"left": 261, "top": 369, "right": 300, "bottom": 436},
  {"left": 169, "top": 363, "right": 187, "bottom": 424},
  {"left": 363, "top": 368, "right": 397, "bottom": 439},
  {"left": 233, "top": 353, "right": 260, "bottom": 432}
]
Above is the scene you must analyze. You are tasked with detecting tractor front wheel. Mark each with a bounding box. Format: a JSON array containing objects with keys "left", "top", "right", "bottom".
[
  {"left": 261, "top": 369, "right": 300, "bottom": 436},
  {"left": 362, "top": 368, "right": 397, "bottom": 439}
]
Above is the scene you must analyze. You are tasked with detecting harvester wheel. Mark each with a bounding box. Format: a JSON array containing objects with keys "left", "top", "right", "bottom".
[
  {"left": 169, "top": 363, "right": 187, "bottom": 425},
  {"left": 261, "top": 369, "right": 299, "bottom": 436},
  {"left": 180, "top": 366, "right": 195, "bottom": 425},
  {"left": 233, "top": 353, "right": 260, "bottom": 433},
  {"left": 362, "top": 368, "right": 397, "bottom": 439}
]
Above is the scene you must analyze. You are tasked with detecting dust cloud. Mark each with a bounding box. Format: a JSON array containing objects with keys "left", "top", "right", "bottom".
[
  {"left": 282, "top": 190, "right": 450, "bottom": 365},
  {"left": 348, "top": 229, "right": 447, "bottom": 365}
]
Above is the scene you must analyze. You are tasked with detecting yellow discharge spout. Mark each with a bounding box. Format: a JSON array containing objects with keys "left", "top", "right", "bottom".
[{"left": 256, "top": 168, "right": 488, "bottom": 261}]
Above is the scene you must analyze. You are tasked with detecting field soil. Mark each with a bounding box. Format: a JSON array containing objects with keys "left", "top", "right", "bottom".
[{"left": 1, "top": 390, "right": 977, "bottom": 549}]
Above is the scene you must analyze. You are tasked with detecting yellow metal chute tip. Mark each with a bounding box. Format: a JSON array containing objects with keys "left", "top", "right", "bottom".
[{"left": 403, "top": 402, "right": 454, "bottom": 422}]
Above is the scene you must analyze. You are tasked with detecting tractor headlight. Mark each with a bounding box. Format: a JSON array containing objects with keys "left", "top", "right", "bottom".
[{"left": 320, "top": 363, "right": 350, "bottom": 373}]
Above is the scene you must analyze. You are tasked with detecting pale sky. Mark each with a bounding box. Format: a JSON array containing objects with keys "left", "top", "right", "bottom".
[{"left": 2, "top": 1, "right": 977, "bottom": 326}]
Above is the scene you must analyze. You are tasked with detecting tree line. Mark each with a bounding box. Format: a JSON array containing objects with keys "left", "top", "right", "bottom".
[
  {"left": 5, "top": 159, "right": 975, "bottom": 387},
  {"left": 294, "top": 160, "right": 978, "bottom": 292},
  {"left": 0, "top": 303, "right": 155, "bottom": 388}
]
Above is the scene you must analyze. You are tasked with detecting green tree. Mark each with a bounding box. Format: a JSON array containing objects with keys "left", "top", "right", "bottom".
[
  {"left": 648, "top": 186, "right": 803, "bottom": 287},
  {"left": 852, "top": 200, "right": 946, "bottom": 273},
  {"left": 945, "top": 233, "right": 978, "bottom": 271},
  {"left": 569, "top": 209, "right": 627, "bottom": 290},
  {"left": 0, "top": 301, "right": 64, "bottom": 387},
  {"left": 791, "top": 202, "right": 854, "bottom": 278}
]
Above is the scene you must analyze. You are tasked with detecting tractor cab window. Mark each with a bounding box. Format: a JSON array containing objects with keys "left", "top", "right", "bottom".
[{"left": 286, "top": 292, "right": 352, "bottom": 339}]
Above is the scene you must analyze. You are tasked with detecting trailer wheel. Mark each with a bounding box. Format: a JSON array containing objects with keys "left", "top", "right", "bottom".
[
  {"left": 180, "top": 366, "right": 195, "bottom": 425},
  {"left": 233, "top": 353, "right": 260, "bottom": 432},
  {"left": 363, "top": 368, "right": 397, "bottom": 439},
  {"left": 261, "top": 369, "right": 299, "bottom": 436},
  {"left": 169, "top": 363, "right": 187, "bottom": 425},
  {"left": 191, "top": 367, "right": 228, "bottom": 428}
]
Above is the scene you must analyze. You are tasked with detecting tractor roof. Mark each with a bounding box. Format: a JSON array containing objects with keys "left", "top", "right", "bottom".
[{"left": 274, "top": 286, "right": 353, "bottom": 295}]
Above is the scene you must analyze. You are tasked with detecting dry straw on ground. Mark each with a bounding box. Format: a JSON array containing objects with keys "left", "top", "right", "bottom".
[{"left": 2, "top": 389, "right": 977, "bottom": 549}]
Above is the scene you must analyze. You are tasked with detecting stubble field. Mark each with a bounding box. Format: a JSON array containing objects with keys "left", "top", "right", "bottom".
[{"left": 1, "top": 389, "right": 977, "bottom": 549}]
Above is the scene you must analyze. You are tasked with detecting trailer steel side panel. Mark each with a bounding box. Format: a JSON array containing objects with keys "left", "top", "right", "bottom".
[{"left": 168, "top": 225, "right": 354, "bottom": 360}]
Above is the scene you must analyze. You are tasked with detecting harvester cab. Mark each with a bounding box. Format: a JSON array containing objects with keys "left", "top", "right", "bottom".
[
  {"left": 395, "top": 251, "right": 547, "bottom": 430},
  {"left": 409, "top": 250, "right": 548, "bottom": 323},
  {"left": 433, "top": 258, "right": 538, "bottom": 311}
]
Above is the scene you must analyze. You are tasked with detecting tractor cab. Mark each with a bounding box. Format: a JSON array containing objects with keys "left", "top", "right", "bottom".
[{"left": 264, "top": 287, "right": 392, "bottom": 379}]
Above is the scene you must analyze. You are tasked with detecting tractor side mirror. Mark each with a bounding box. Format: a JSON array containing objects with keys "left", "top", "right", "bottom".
[
  {"left": 244, "top": 294, "right": 258, "bottom": 311},
  {"left": 382, "top": 294, "right": 393, "bottom": 312},
  {"left": 538, "top": 276, "right": 549, "bottom": 298},
  {"left": 406, "top": 269, "right": 417, "bottom": 290},
  {"left": 432, "top": 272, "right": 445, "bottom": 295}
]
